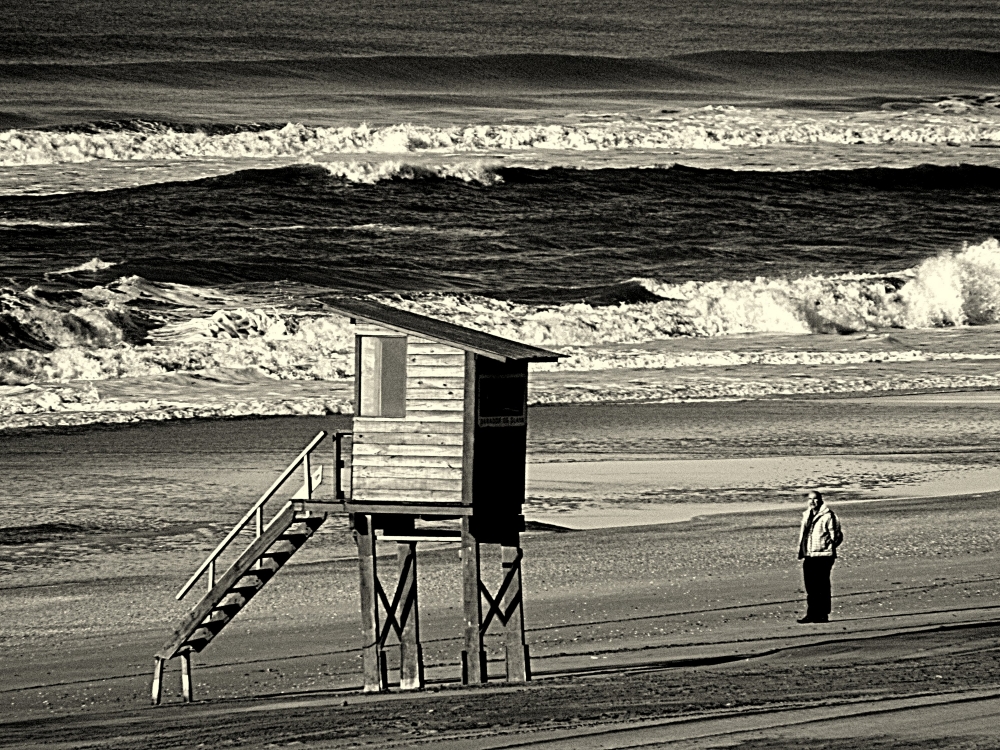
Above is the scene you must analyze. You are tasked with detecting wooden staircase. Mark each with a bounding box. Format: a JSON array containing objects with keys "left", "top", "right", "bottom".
[{"left": 152, "top": 432, "right": 328, "bottom": 704}]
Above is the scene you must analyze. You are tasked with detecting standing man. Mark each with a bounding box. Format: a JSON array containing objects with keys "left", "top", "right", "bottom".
[{"left": 797, "top": 490, "right": 843, "bottom": 623}]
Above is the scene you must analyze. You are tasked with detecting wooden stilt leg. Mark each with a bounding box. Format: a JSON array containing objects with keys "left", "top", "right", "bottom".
[
  {"left": 502, "top": 545, "right": 529, "bottom": 682},
  {"left": 398, "top": 542, "right": 424, "bottom": 690},
  {"left": 151, "top": 657, "right": 164, "bottom": 705},
  {"left": 180, "top": 650, "right": 193, "bottom": 703},
  {"left": 353, "top": 513, "right": 384, "bottom": 692},
  {"left": 461, "top": 517, "right": 486, "bottom": 684}
]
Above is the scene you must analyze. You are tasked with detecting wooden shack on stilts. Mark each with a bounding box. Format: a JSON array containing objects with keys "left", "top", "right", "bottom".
[
  {"left": 323, "top": 297, "right": 561, "bottom": 690},
  {"left": 151, "top": 297, "right": 559, "bottom": 702}
]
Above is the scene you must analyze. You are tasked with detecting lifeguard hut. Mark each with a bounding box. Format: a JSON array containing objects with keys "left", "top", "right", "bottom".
[
  {"left": 324, "top": 297, "right": 561, "bottom": 691},
  {"left": 151, "top": 297, "right": 559, "bottom": 702}
]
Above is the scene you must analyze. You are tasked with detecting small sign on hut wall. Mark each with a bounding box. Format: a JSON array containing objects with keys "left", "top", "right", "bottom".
[{"left": 477, "top": 372, "right": 528, "bottom": 427}]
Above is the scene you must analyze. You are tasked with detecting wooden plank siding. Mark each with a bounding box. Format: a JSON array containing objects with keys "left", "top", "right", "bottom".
[
  {"left": 353, "top": 433, "right": 463, "bottom": 447},
  {"left": 353, "top": 465, "right": 461, "bottom": 480},
  {"left": 407, "top": 388, "right": 463, "bottom": 399},
  {"left": 407, "top": 353, "right": 466, "bottom": 367},
  {"left": 405, "top": 399, "right": 465, "bottom": 412},
  {"left": 353, "top": 477, "right": 463, "bottom": 492},
  {"left": 353, "top": 443, "right": 463, "bottom": 457},
  {"left": 353, "top": 456, "right": 462, "bottom": 470},
  {"left": 408, "top": 366, "right": 466, "bottom": 379},
  {"left": 406, "top": 372, "right": 465, "bottom": 391},
  {"left": 355, "top": 421, "right": 463, "bottom": 434},
  {"left": 351, "top": 337, "right": 467, "bottom": 506},
  {"left": 355, "top": 488, "right": 466, "bottom": 502},
  {"left": 407, "top": 346, "right": 455, "bottom": 354}
]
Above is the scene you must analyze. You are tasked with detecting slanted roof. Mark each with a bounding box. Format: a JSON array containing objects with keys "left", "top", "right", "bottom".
[{"left": 322, "top": 296, "right": 562, "bottom": 363}]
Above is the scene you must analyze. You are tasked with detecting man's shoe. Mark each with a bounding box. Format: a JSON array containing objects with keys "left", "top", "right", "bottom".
[
  {"left": 814, "top": 616, "right": 829, "bottom": 623},
  {"left": 796, "top": 616, "right": 814, "bottom": 624}
]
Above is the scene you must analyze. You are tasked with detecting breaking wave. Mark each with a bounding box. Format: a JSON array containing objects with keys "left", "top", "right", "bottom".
[
  {"left": 3, "top": 239, "right": 1000, "bottom": 388},
  {"left": 4, "top": 102, "right": 1000, "bottom": 168},
  {"left": 6, "top": 238, "right": 1000, "bottom": 426},
  {"left": 386, "top": 238, "right": 1000, "bottom": 345},
  {"left": 48, "top": 258, "right": 118, "bottom": 276},
  {"left": 317, "top": 160, "right": 504, "bottom": 185}
]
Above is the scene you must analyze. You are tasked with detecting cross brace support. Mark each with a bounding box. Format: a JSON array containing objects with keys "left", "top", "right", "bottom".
[
  {"left": 352, "top": 514, "right": 425, "bottom": 692},
  {"left": 461, "top": 518, "right": 530, "bottom": 684}
]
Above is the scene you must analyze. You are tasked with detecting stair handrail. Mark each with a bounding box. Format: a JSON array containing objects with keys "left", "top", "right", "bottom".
[{"left": 176, "top": 430, "right": 328, "bottom": 600}]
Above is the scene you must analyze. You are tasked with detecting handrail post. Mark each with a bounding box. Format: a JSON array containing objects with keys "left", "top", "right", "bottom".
[
  {"left": 208, "top": 560, "right": 215, "bottom": 591},
  {"left": 303, "top": 452, "right": 312, "bottom": 502},
  {"left": 335, "top": 433, "right": 342, "bottom": 500},
  {"left": 254, "top": 506, "right": 263, "bottom": 570},
  {"left": 335, "top": 432, "right": 346, "bottom": 500}
]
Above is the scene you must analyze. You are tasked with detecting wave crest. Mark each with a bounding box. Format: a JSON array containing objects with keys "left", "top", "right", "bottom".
[
  {"left": 386, "top": 238, "right": 1000, "bottom": 344},
  {"left": 5, "top": 239, "right": 1000, "bottom": 388},
  {"left": 318, "top": 159, "right": 504, "bottom": 185},
  {"left": 4, "top": 104, "right": 1000, "bottom": 167},
  {"left": 49, "top": 257, "right": 118, "bottom": 276}
]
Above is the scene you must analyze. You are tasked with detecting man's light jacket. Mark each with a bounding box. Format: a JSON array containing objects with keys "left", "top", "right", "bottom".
[{"left": 798, "top": 504, "right": 842, "bottom": 559}]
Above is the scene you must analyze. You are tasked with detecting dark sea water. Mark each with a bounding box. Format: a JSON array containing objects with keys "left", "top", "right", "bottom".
[
  {"left": 4, "top": 164, "right": 1000, "bottom": 298},
  {"left": 4, "top": 0, "right": 1000, "bottom": 427}
]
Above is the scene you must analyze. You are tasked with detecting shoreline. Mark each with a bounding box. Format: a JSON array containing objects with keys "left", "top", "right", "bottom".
[
  {"left": 6, "top": 391, "right": 1000, "bottom": 542},
  {"left": 8, "top": 381, "right": 1000, "bottom": 435}
]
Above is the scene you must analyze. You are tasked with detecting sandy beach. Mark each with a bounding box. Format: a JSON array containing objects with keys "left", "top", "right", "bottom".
[{"left": 2, "top": 394, "right": 1000, "bottom": 748}]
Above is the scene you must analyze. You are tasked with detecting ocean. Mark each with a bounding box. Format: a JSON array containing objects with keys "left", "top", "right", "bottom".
[{"left": 4, "top": 0, "right": 1000, "bottom": 430}]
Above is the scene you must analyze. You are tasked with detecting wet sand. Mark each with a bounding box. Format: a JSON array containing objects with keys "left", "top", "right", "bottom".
[{"left": 2, "top": 396, "right": 1000, "bottom": 747}]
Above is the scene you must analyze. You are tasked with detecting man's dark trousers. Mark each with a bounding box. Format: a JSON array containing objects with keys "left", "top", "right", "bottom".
[{"left": 802, "top": 556, "right": 835, "bottom": 620}]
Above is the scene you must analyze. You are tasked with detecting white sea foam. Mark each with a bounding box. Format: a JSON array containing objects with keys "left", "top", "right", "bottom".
[
  {"left": 343, "top": 223, "right": 505, "bottom": 237},
  {"left": 3, "top": 105, "right": 1000, "bottom": 168},
  {"left": 78, "top": 275, "right": 237, "bottom": 309},
  {"left": 317, "top": 160, "right": 504, "bottom": 185},
  {"left": 48, "top": 258, "right": 118, "bottom": 275},
  {"left": 0, "top": 382, "right": 352, "bottom": 431},
  {"left": 539, "top": 347, "right": 1000, "bottom": 373},
  {"left": 385, "top": 238, "right": 1000, "bottom": 347},
  {"left": 0, "top": 277, "right": 356, "bottom": 387},
  {"left": 252, "top": 222, "right": 504, "bottom": 236},
  {"left": 0, "top": 219, "right": 91, "bottom": 228},
  {"left": 527, "top": 371, "right": 1000, "bottom": 406},
  {"left": 1, "top": 337, "right": 348, "bottom": 384}
]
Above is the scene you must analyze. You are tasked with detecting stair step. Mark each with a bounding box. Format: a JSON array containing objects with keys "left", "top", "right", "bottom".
[
  {"left": 231, "top": 577, "right": 265, "bottom": 594},
  {"left": 212, "top": 600, "right": 242, "bottom": 614},
  {"left": 186, "top": 628, "right": 213, "bottom": 649},
  {"left": 218, "top": 592, "right": 249, "bottom": 609},
  {"left": 203, "top": 609, "right": 230, "bottom": 625},
  {"left": 193, "top": 622, "right": 225, "bottom": 641},
  {"left": 243, "top": 560, "right": 280, "bottom": 575},
  {"left": 250, "top": 558, "right": 282, "bottom": 575},
  {"left": 266, "top": 540, "right": 299, "bottom": 556}
]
